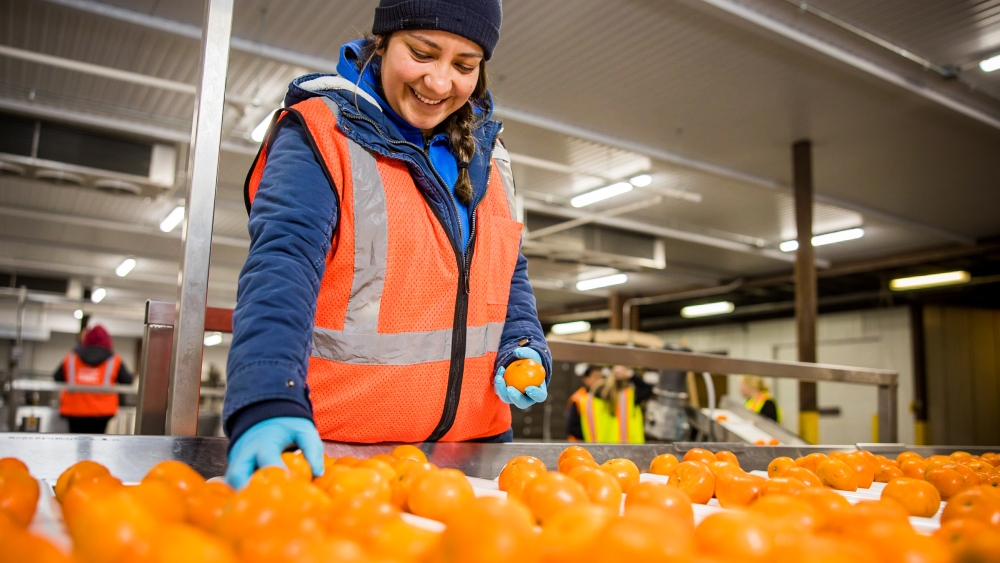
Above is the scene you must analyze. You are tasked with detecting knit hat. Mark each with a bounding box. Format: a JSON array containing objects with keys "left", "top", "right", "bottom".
[
  {"left": 82, "top": 324, "right": 113, "bottom": 351},
  {"left": 372, "top": 0, "right": 503, "bottom": 60}
]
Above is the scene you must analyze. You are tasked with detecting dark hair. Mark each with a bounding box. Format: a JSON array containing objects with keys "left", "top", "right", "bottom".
[{"left": 359, "top": 34, "right": 489, "bottom": 205}]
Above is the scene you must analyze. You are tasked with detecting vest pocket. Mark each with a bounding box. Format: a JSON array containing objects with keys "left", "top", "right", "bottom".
[{"left": 487, "top": 216, "right": 524, "bottom": 307}]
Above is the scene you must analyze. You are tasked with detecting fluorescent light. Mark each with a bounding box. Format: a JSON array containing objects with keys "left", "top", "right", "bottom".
[
  {"left": 681, "top": 301, "right": 735, "bottom": 318},
  {"left": 629, "top": 174, "right": 652, "bottom": 187},
  {"left": 780, "top": 228, "right": 865, "bottom": 252},
  {"left": 159, "top": 206, "right": 185, "bottom": 233},
  {"left": 250, "top": 109, "right": 278, "bottom": 143},
  {"left": 115, "top": 258, "right": 136, "bottom": 277},
  {"left": 73, "top": 309, "right": 84, "bottom": 320},
  {"left": 90, "top": 287, "right": 106, "bottom": 303},
  {"left": 551, "top": 321, "right": 592, "bottom": 335},
  {"left": 571, "top": 182, "right": 632, "bottom": 208},
  {"left": 576, "top": 273, "right": 628, "bottom": 291},
  {"left": 890, "top": 271, "right": 970, "bottom": 291},
  {"left": 981, "top": 54, "right": 1000, "bottom": 73},
  {"left": 204, "top": 332, "right": 223, "bottom": 347}
]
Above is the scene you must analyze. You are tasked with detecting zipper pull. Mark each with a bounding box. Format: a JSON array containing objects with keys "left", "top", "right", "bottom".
[{"left": 464, "top": 268, "right": 471, "bottom": 294}]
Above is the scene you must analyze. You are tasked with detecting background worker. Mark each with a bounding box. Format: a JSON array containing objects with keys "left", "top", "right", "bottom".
[
  {"left": 53, "top": 324, "right": 133, "bottom": 434},
  {"left": 739, "top": 375, "right": 781, "bottom": 423},
  {"left": 567, "top": 364, "right": 652, "bottom": 443},
  {"left": 224, "top": 0, "right": 549, "bottom": 488}
]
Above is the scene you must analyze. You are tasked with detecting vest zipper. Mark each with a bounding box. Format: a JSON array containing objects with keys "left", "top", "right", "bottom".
[{"left": 342, "top": 111, "right": 498, "bottom": 441}]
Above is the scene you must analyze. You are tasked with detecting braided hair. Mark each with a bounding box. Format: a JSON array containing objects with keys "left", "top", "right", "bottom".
[{"left": 359, "top": 34, "right": 490, "bottom": 205}]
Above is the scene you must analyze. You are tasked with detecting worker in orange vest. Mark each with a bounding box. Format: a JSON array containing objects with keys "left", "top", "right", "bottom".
[
  {"left": 53, "top": 325, "right": 133, "bottom": 434},
  {"left": 223, "top": 0, "right": 550, "bottom": 488}
]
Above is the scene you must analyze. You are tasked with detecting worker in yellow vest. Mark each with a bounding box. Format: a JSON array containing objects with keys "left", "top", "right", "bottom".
[
  {"left": 567, "top": 364, "right": 650, "bottom": 443},
  {"left": 739, "top": 375, "right": 782, "bottom": 423}
]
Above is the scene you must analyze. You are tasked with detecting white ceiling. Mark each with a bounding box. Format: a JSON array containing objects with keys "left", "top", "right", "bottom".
[{"left": 1, "top": 0, "right": 999, "bottom": 322}]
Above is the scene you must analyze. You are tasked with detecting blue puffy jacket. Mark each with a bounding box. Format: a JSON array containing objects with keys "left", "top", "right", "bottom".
[{"left": 223, "top": 40, "right": 551, "bottom": 445}]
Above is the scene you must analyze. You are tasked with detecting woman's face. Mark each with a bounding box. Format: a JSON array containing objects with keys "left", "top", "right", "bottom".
[{"left": 378, "top": 30, "right": 483, "bottom": 134}]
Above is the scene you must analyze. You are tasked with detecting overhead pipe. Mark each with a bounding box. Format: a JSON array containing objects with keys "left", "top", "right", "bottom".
[{"left": 622, "top": 278, "right": 745, "bottom": 331}]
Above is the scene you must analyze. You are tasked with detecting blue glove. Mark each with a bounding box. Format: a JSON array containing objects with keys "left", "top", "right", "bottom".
[
  {"left": 494, "top": 347, "right": 548, "bottom": 409},
  {"left": 225, "top": 417, "right": 325, "bottom": 489}
]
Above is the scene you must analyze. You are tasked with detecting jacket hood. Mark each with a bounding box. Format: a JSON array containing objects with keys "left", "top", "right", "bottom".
[
  {"left": 283, "top": 39, "right": 495, "bottom": 145},
  {"left": 74, "top": 345, "right": 114, "bottom": 366}
]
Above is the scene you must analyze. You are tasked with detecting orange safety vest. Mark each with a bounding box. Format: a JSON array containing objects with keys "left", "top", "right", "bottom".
[
  {"left": 246, "top": 96, "right": 522, "bottom": 443},
  {"left": 59, "top": 352, "right": 121, "bottom": 417}
]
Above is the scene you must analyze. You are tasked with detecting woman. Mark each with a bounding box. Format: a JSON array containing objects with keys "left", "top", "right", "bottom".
[
  {"left": 566, "top": 364, "right": 651, "bottom": 443},
  {"left": 224, "top": 0, "right": 549, "bottom": 488},
  {"left": 739, "top": 375, "right": 781, "bottom": 423},
  {"left": 53, "top": 325, "right": 133, "bottom": 434}
]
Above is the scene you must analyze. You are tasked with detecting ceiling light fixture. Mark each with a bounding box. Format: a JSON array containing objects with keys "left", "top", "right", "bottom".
[
  {"left": 116, "top": 258, "right": 136, "bottom": 277},
  {"left": 73, "top": 309, "right": 84, "bottom": 320},
  {"left": 570, "top": 182, "right": 633, "bottom": 208},
  {"left": 981, "top": 54, "right": 1000, "bottom": 73},
  {"left": 780, "top": 227, "right": 865, "bottom": 252},
  {"left": 91, "top": 287, "right": 106, "bottom": 303},
  {"left": 250, "top": 109, "right": 278, "bottom": 143},
  {"left": 204, "top": 332, "right": 223, "bottom": 347},
  {"left": 681, "top": 301, "right": 735, "bottom": 318},
  {"left": 550, "top": 320, "right": 592, "bottom": 335},
  {"left": 576, "top": 273, "right": 628, "bottom": 291},
  {"left": 889, "top": 271, "right": 971, "bottom": 291},
  {"left": 629, "top": 174, "right": 653, "bottom": 187},
  {"left": 159, "top": 206, "right": 185, "bottom": 233}
]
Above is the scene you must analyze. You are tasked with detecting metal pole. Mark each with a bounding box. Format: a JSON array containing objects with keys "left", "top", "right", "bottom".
[
  {"left": 166, "top": 0, "right": 233, "bottom": 436},
  {"left": 609, "top": 291, "right": 623, "bottom": 330},
  {"left": 793, "top": 140, "right": 819, "bottom": 444},
  {"left": 877, "top": 384, "right": 899, "bottom": 443}
]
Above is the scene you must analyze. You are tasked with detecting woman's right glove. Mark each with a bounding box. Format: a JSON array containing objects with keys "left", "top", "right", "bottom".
[{"left": 225, "top": 417, "right": 325, "bottom": 489}]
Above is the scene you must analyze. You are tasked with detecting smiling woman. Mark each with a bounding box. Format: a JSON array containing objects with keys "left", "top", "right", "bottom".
[{"left": 223, "top": 0, "right": 551, "bottom": 489}]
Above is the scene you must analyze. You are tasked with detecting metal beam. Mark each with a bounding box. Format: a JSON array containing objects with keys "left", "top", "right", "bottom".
[
  {"left": 0, "top": 255, "right": 237, "bottom": 293},
  {"left": 793, "top": 140, "right": 819, "bottom": 445},
  {"left": 525, "top": 197, "right": 662, "bottom": 240}
]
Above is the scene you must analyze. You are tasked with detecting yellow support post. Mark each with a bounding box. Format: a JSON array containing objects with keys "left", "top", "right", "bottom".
[{"left": 799, "top": 411, "right": 819, "bottom": 445}]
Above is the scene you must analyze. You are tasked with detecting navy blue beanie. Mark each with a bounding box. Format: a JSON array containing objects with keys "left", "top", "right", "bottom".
[{"left": 372, "top": 0, "right": 502, "bottom": 60}]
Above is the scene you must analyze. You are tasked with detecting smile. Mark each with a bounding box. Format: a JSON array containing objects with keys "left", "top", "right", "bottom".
[{"left": 412, "top": 87, "right": 445, "bottom": 106}]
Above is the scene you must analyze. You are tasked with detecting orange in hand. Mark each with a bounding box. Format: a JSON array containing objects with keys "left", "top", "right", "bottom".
[{"left": 503, "top": 358, "right": 545, "bottom": 392}]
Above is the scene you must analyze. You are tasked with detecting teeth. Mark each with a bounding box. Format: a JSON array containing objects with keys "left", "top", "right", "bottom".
[{"left": 413, "top": 89, "right": 443, "bottom": 105}]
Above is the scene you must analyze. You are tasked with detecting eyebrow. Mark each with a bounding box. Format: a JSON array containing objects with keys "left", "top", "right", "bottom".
[{"left": 409, "top": 33, "right": 484, "bottom": 60}]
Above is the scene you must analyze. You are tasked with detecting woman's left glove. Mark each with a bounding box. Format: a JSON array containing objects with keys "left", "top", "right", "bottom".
[{"left": 493, "top": 347, "right": 548, "bottom": 409}]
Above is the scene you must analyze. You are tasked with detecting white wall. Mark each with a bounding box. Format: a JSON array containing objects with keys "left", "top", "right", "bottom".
[{"left": 655, "top": 307, "right": 915, "bottom": 445}]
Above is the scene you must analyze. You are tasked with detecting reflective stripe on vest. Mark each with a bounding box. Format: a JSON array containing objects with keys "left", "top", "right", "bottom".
[
  {"left": 59, "top": 352, "right": 120, "bottom": 417},
  {"left": 573, "top": 386, "right": 644, "bottom": 444},
  {"left": 745, "top": 392, "right": 783, "bottom": 423},
  {"left": 245, "top": 95, "right": 522, "bottom": 443}
]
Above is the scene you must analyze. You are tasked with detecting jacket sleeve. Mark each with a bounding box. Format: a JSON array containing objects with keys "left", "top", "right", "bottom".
[
  {"left": 53, "top": 362, "right": 65, "bottom": 382},
  {"left": 494, "top": 251, "right": 552, "bottom": 383},
  {"left": 223, "top": 118, "right": 339, "bottom": 445},
  {"left": 116, "top": 362, "right": 134, "bottom": 385}
]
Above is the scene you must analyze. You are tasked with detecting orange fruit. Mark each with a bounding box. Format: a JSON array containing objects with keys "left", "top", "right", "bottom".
[
  {"left": 649, "top": 453, "right": 680, "bottom": 476},
  {"left": 389, "top": 461, "right": 435, "bottom": 510},
  {"left": 779, "top": 466, "right": 823, "bottom": 488},
  {"left": 951, "top": 451, "right": 974, "bottom": 461},
  {"left": 369, "top": 453, "right": 396, "bottom": 465},
  {"left": 60, "top": 473, "right": 124, "bottom": 528},
  {"left": 955, "top": 463, "right": 982, "bottom": 488},
  {"left": 498, "top": 456, "right": 547, "bottom": 492},
  {"left": 557, "top": 455, "right": 597, "bottom": 475},
  {"left": 694, "top": 510, "right": 774, "bottom": 562},
  {"left": 707, "top": 460, "right": 742, "bottom": 480},
  {"left": 0, "top": 523, "right": 76, "bottom": 563},
  {"left": 796, "top": 453, "right": 830, "bottom": 473},
  {"left": 370, "top": 518, "right": 441, "bottom": 561},
  {"left": 357, "top": 458, "right": 396, "bottom": 482},
  {"left": 941, "top": 485, "right": 1000, "bottom": 527},
  {"left": 434, "top": 496, "right": 539, "bottom": 563},
  {"left": 667, "top": 461, "right": 715, "bottom": 504},
  {"left": 557, "top": 446, "right": 594, "bottom": 466},
  {"left": 213, "top": 476, "right": 331, "bottom": 544},
  {"left": 593, "top": 505, "right": 694, "bottom": 563},
  {"left": 795, "top": 487, "right": 851, "bottom": 529},
  {"left": 408, "top": 468, "right": 474, "bottom": 523},
  {"left": 505, "top": 467, "right": 546, "bottom": 502},
  {"left": 714, "top": 471, "right": 766, "bottom": 508},
  {"left": 503, "top": 359, "right": 545, "bottom": 392},
  {"left": 873, "top": 531, "right": 950, "bottom": 563},
  {"left": 749, "top": 494, "right": 822, "bottom": 532},
  {"left": 335, "top": 455, "right": 360, "bottom": 467},
  {"left": 67, "top": 487, "right": 157, "bottom": 563},
  {"left": 121, "top": 523, "right": 238, "bottom": 563},
  {"left": 933, "top": 518, "right": 992, "bottom": 554},
  {"left": 760, "top": 476, "right": 807, "bottom": 497},
  {"left": 599, "top": 458, "right": 640, "bottom": 494},
  {"left": 881, "top": 477, "right": 942, "bottom": 518},
  {"left": 897, "top": 451, "right": 923, "bottom": 463},
  {"left": 325, "top": 498, "right": 400, "bottom": 547},
  {"left": 841, "top": 452, "right": 876, "bottom": 489},
  {"left": 982, "top": 473, "right": 1000, "bottom": 489},
  {"left": 539, "top": 504, "right": 613, "bottom": 563},
  {"left": 856, "top": 449, "right": 878, "bottom": 465},
  {"left": 391, "top": 444, "right": 428, "bottom": 464},
  {"left": 311, "top": 463, "right": 350, "bottom": 491},
  {"left": 279, "top": 451, "right": 313, "bottom": 482},
  {"left": 817, "top": 459, "right": 858, "bottom": 491},
  {"left": 54, "top": 460, "right": 110, "bottom": 501},
  {"left": 624, "top": 481, "right": 694, "bottom": 524},
  {"left": 954, "top": 529, "right": 1000, "bottom": 563},
  {"left": 523, "top": 472, "right": 589, "bottom": 524},
  {"left": 875, "top": 464, "right": 905, "bottom": 483},
  {"left": 768, "top": 457, "right": 796, "bottom": 478},
  {"left": 125, "top": 479, "right": 186, "bottom": 523},
  {"left": 185, "top": 481, "right": 234, "bottom": 532},
  {"left": 926, "top": 466, "right": 967, "bottom": 500},
  {"left": 829, "top": 499, "right": 911, "bottom": 537},
  {"left": 902, "top": 458, "right": 927, "bottom": 479},
  {"left": 320, "top": 466, "right": 391, "bottom": 507},
  {"left": 683, "top": 448, "right": 718, "bottom": 465},
  {"left": 567, "top": 466, "right": 622, "bottom": 512},
  {"left": 715, "top": 451, "right": 740, "bottom": 467},
  {"left": 963, "top": 459, "right": 994, "bottom": 474},
  {"left": 771, "top": 533, "right": 878, "bottom": 563},
  {"left": 143, "top": 460, "right": 205, "bottom": 497},
  {"left": 0, "top": 466, "right": 39, "bottom": 526},
  {"left": 0, "top": 458, "right": 29, "bottom": 475}
]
